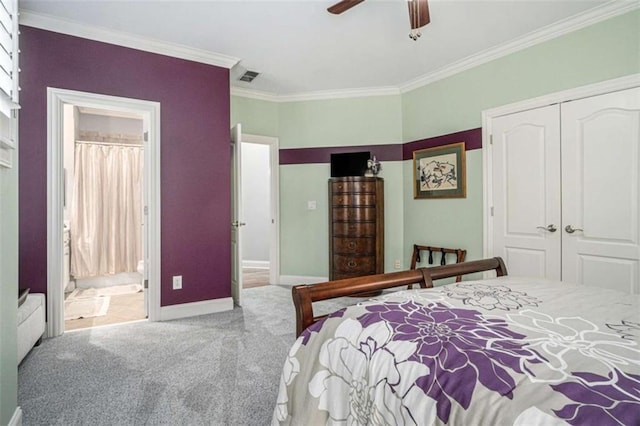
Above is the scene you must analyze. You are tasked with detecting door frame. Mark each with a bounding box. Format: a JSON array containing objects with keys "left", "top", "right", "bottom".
[
  {"left": 482, "top": 73, "right": 640, "bottom": 262},
  {"left": 240, "top": 132, "right": 280, "bottom": 285},
  {"left": 46, "top": 88, "right": 161, "bottom": 337}
]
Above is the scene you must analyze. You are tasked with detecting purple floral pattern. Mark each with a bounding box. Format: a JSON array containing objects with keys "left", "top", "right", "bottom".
[
  {"left": 300, "top": 308, "right": 345, "bottom": 345},
  {"left": 552, "top": 370, "right": 640, "bottom": 425},
  {"left": 274, "top": 279, "right": 640, "bottom": 426},
  {"left": 443, "top": 282, "right": 540, "bottom": 311},
  {"left": 359, "top": 301, "right": 540, "bottom": 422}
]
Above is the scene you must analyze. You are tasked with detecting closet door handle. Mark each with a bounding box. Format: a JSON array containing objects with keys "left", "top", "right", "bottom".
[
  {"left": 537, "top": 224, "right": 557, "bottom": 233},
  {"left": 564, "top": 225, "right": 583, "bottom": 234}
]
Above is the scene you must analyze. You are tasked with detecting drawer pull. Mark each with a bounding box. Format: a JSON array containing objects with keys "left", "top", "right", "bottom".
[
  {"left": 348, "top": 241, "right": 356, "bottom": 249},
  {"left": 347, "top": 260, "right": 357, "bottom": 268}
]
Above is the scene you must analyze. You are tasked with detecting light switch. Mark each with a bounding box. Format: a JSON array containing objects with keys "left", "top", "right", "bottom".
[{"left": 307, "top": 201, "right": 317, "bottom": 210}]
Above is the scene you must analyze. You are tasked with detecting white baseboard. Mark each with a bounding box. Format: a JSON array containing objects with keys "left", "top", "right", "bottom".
[
  {"left": 159, "top": 297, "right": 234, "bottom": 321},
  {"left": 279, "top": 275, "right": 328, "bottom": 286},
  {"left": 9, "top": 407, "right": 22, "bottom": 426},
  {"left": 242, "top": 260, "right": 269, "bottom": 269}
]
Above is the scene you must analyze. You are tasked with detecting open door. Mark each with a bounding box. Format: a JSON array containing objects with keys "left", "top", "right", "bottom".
[
  {"left": 141, "top": 125, "right": 149, "bottom": 317},
  {"left": 231, "top": 124, "right": 244, "bottom": 306}
]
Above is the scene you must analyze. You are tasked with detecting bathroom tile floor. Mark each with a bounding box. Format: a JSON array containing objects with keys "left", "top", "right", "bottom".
[
  {"left": 66, "top": 269, "right": 269, "bottom": 331},
  {"left": 65, "top": 291, "right": 146, "bottom": 331}
]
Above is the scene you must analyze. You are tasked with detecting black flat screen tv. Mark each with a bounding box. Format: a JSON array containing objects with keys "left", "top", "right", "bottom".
[{"left": 330, "top": 151, "right": 370, "bottom": 177}]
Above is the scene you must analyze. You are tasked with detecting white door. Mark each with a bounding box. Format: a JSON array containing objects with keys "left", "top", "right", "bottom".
[
  {"left": 142, "top": 127, "right": 149, "bottom": 317},
  {"left": 561, "top": 87, "right": 640, "bottom": 292},
  {"left": 231, "top": 124, "right": 244, "bottom": 306},
  {"left": 491, "top": 105, "right": 562, "bottom": 279}
]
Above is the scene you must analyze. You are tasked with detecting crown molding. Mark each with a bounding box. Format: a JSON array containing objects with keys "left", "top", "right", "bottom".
[
  {"left": 19, "top": 10, "right": 240, "bottom": 69},
  {"left": 19, "top": 2, "right": 637, "bottom": 100},
  {"left": 399, "top": 1, "right": 639, "bottom": 93},
  {"left": 230, "top": 87, "right": 280, "bottom": 102},
  {"left": 231, "top": 85, "right": 401, "bottom": 103}
]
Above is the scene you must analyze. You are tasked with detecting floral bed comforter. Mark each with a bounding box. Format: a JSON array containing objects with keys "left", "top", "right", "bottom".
[{"left": 272, "top": 277, "right": 640, "bottom": 425}]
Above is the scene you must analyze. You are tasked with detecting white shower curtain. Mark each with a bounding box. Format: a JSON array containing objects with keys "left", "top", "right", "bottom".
[{"left": 70, "top": 143, "right": 143, "bottom": 279}]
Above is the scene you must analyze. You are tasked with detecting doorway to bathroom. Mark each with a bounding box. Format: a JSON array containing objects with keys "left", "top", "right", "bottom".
[
  {"left": 47, "top": 88, "right": 161, "bottom": 337},
  {"left": 63, "top": 105, "right": 145, "bottom": 331}
]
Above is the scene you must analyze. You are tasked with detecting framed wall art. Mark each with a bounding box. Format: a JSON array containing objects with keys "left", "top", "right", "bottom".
[{"left": 413, "top": 142, "right": 466, "bottom": 199}]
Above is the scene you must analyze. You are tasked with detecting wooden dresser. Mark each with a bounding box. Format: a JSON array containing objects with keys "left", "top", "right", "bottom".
[{"left": 329, "top": 177, "right": 384, "bottom": 280}]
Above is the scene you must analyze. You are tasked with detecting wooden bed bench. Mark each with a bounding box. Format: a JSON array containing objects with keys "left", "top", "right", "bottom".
[{"left": 292, "top": 257, "right": 507, "bottom": 336}]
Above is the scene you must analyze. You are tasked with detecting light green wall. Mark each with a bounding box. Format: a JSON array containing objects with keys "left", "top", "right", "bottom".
[
  {"left": 279, "top": 161, "right": 405, "bottom": 277},
  {"left": 231, "top": 95, "right": 279, "bottom": 137},
  {"left": 277, "top": 95, "right": 402, "bottom": 148},
  {"left": 231, "top": 10, "right": 640, "bottom": 278},
  {"left": 403, "top": 150, "right": 483, "bottom": 264},
  {"left": 280, "top": 164, "right": 330, "bottom": 276},
  {"left": 401, "top": 10, "right": 640, "bottom": 265},
  {"left": 0, "top": 149, "right": 18, "bottom": 424},
  {"left": 402, "top": 10, "right": 640, "bottom": 141}
]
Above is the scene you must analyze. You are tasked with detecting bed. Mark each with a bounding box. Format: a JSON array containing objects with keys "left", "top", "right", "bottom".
[{"left": 273, "top": 258, "right": 640, "bottom": 425}]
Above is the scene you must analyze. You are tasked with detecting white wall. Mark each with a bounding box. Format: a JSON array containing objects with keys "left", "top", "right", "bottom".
[
  {"left": 241, "top": 142, "right": 270, "bottom": 265},
  {"left": 78, "top": 112, "right": 143, "bottom": 136}
]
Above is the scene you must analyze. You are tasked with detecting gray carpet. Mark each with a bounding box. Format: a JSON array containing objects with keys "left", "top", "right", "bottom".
[{"left": 18, "top": 285, "right": 359, "bottom": 426}]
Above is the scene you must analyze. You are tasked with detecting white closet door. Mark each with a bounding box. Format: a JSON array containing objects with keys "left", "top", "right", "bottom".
[
  {"left": 491, "top": 105, "right": 562, "bottom": 280},
  {"left": 561, "top": 87, "right": 640, "bottom": 293}
]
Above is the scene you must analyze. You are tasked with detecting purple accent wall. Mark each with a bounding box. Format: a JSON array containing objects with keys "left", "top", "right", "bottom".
[
  {"left": 402, "top": 128, "right": 482, "bottom": 160},
  {"left": 278, "top": 128, "right": 482, "bottom": 164},
  {"left": 19, "top": 27, "right": 231, "bottom": 306},
  {"left": 279, "top": 144, "right": 401, "bottom": 165}
]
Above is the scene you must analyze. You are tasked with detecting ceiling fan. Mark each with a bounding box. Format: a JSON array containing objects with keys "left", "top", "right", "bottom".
[{"left": 328, "top": 0, "right": 430, "bottom": 41}]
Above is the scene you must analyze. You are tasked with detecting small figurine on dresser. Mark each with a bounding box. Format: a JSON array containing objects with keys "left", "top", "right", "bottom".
[{"left": 365, "top": 155, "right": 381, "bottom": 177}]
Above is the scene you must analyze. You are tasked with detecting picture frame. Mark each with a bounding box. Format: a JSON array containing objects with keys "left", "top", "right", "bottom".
[{"left": 413, "top": 142, "right": 466, "bottom": 199}]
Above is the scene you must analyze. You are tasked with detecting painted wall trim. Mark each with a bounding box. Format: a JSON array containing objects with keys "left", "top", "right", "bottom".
[
  {"left": 8, "top": 407, "right": 22, "bottom": 426},
  {"left": 19, "top": 11, "right": 240, "bottom": 69},
  {"left": 230, "top": 2, "right": 637, "bottom": 102},
  {"left": 243, "top": 260, "right": 269, "bottom": 269},
  {"left": 159, "top": 297, "right": 234, "bottom": 321},
  {"left": 279, "top": 128, "right": 482, "bottom": 165},
  {"left": 279, "top": 275, "right": 328, "bottom": 286},
  {"left": 481, "top": 73, "right": 640, "bottom": 262},
  {"left": 280, "top": 143, "right": 402, "bottom": 165}
]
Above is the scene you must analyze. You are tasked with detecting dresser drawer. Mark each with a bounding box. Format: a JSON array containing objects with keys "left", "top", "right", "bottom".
[
  {"left": 332, "top": 207, "right": 376, "bottom": 221},
  {"left": 333, "top": 255, "right": 376, "bottom": 274},
  {"left": 332, "top": 194, "right": 377, "bottom": 206},
  {"left": 331, "top": 180, "right": 377, "bottom": 194},
  {"left": 333, "top": 237, "right": 375, "bottom": 255},
  {"left": 332, "top": 222, "right": 376, "bottom": 236}
]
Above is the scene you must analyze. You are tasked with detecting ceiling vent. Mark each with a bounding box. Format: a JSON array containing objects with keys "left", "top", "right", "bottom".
[{"left": 239, "top": 70, "right": 260, "bottom": 83}]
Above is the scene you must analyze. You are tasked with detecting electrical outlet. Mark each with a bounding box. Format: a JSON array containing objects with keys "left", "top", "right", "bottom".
[
  {"left": 307, "top": 201, "right": 317, "bottom": 210},
  {"left": 394, "top": 260, "right": 401, "bottom": 269},
  {"left": 172, "top": 275, "right": 182, "bottom": 290}
]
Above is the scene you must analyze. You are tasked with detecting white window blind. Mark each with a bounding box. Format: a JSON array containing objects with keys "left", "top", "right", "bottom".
[{"left": 0, "top": 0, "right": 18, "bottom": 117}]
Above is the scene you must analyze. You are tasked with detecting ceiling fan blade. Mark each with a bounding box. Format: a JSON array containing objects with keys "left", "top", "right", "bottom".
[
  {"left": 408, "top": 0, "right": 430, "bottom": 29},
  {"left": 327, "top": 0, "right": 365, "bottom": 15}
]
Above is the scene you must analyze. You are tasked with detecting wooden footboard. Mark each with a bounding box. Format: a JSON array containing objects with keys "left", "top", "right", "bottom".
[{"left": 292, "top": 257, "right": 508, "bottom": 336}]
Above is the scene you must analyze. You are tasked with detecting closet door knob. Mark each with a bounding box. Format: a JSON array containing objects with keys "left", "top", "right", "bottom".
[
  {"left": 536, "top": 224, "right": 557, "bottom": 233},
  {"left": 565, "top": 225, "right": 583, "bottom": 234}
]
